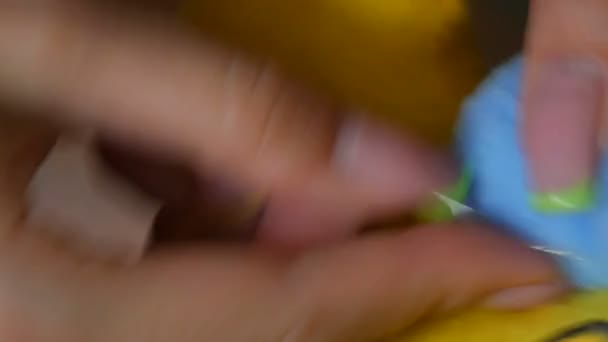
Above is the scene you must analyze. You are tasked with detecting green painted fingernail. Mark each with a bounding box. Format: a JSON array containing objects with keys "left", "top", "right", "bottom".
[
  {"left": 532, "top": 180, "right": 596, "bottom": 213},
  {"left": 417, "top": 169, "right": 473, "bottom": 222}
]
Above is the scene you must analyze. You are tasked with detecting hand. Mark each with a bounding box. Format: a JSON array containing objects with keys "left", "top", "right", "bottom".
[
  {"left": 0, "top": 2, "right": 566, "bottom": 341},
  {"left": 0, "top": 126, "right": 566, "bottom": 340},
  {"left": 524, "top": 0, "right": 608, "bottom": 212},
  {"left": 1, "top": 2, "right": 459, "bottom": 248}
]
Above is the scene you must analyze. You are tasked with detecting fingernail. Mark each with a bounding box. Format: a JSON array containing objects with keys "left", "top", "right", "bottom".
[
  {"left": 526, "top": 60, "right": 603, "bottom": 213},
  {"left": 483, "top": 282, "right": 570, "bottom": 310},
  {"left": 416, "top": 168, "right": 473, "bottom": 222},
  {"left": 334, "top": 115, "right": 455, "bottom": 204}
]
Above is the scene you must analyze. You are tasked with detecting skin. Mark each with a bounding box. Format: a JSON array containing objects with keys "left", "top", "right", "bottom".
[
  {"left": 524, "top": 0, "right": 608, "bottom": 196},
  {"left": 0, "top": 1, "right": 580, "bottom": 341}
]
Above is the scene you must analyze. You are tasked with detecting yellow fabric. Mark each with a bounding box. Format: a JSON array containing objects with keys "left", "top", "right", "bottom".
[
  {"left": 183, "top": 0, "right": 484, "bottom": 145},
  {"left": 183, "top": 2, "right": 608, "bottom": 342},
  {"left": 397, "top": 292, "right": 608, "bottom": 342}
]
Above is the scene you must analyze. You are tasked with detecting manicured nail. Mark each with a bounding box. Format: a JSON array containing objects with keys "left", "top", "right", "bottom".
[
  {"left": 525, "top": 60, "right": 603, "bottom": 213},
  {"left": 483, "top": 282, "right": 570, "bottom": 310},
  {"left": 416, "top": 168, "right": 473, "bottom": 222},
  {"left": 532, "top": 180, "right": 595, "bottom": 214},
  {"left": 334, "top": 115, "right": 456, "bottom": 204}
]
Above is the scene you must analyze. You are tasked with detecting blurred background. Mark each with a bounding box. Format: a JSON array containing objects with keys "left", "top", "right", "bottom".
[{"left": 184, "top": 0, "right": 529, "bottom": 145}]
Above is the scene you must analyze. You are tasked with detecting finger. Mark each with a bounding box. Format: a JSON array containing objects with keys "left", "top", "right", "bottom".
[
  {"left": 256, "top": 117, "right": 460, "bottom": 247},
  {"left": 0, "top": 4, "right": 456, "bottom": 244},
  {"left": 97, "top": 224, "right": 567, "bottom": 342},
  {"left": 0, "top": 113, "right": 56, "bottom": 238},
  {"left": 97, "top": 139, "right": 262, "bottom": 243},
  {"left": 523, "top": 0, "right": 608, "bottom": 213}
]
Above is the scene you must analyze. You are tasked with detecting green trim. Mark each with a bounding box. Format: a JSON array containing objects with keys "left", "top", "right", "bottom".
[
  {"left": 416, "top": 168, "right": 472, "bottom": 222},
  {"left": 532, "top": 180, "right": 595, "bottom": 214}
]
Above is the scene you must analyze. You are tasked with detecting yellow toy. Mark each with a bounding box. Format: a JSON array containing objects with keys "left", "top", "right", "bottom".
[
  {"left": 183, "top": 0, "right": 483, "bottom": 146},
  {"left": 182, "top": 1, "right": 608, "bottom": 341},
  {"left": 391, "top": 292, "right": 608, "bottom": 341}
]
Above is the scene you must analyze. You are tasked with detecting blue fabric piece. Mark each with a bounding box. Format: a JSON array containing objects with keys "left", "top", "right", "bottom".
[{"left": 458, "top": 55, "right": 608, "bottom": 289}]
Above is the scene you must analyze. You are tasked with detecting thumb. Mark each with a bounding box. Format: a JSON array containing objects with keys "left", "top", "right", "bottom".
[
  {"left": 97, "top": 224, "right": 567, "bottom": 342},
  {"left": 523, "top": 0, "right": 608, "bottom": 213},
  {"left": 0, "top": 3, "right": 456, "bottom": 245}
]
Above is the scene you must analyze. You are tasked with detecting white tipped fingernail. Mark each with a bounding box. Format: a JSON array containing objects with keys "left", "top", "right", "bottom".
[{"left": 483, "top": 282, "right": 570, "bottom": 310}]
